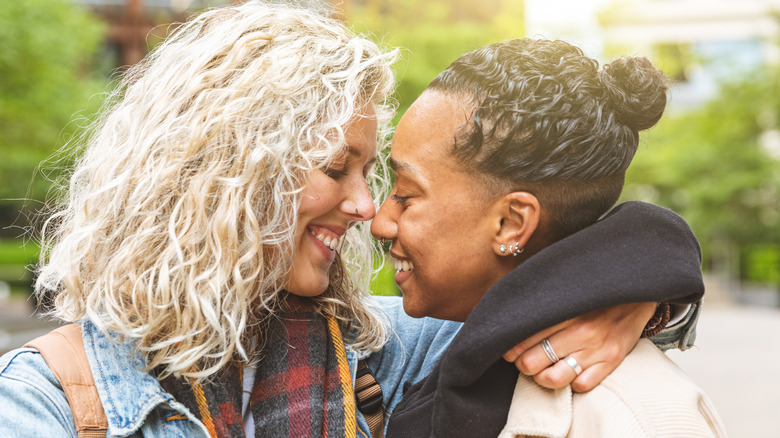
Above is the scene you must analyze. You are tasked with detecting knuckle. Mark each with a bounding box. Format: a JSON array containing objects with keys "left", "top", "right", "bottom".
[
  {"left": 603, "top": 344, "right": 623, "bottom": 364},
  {"left": 537, "top": 371, "right": 568, "bottom": 389},
  {"left": 571, "top": 377, "right": 595, "bottom": 393},
  {"left": 516, "top": 354, "right": 537, "bottom": 375},
  {"left": 573, "top": 322, "right": 595, "bottom": 339}
]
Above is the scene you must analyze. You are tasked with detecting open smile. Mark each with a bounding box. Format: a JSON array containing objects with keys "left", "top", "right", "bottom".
[
  {"left": 390, "top": 254, "right": 414, "bottom": 285},
  {"left": 307, "top": 225, "right": 345, "bottom": 261}
]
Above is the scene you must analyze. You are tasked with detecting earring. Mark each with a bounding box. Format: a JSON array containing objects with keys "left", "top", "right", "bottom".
[
  {"left": 499, "top": 244, "right": 507, "bottom": 254},
  {"left": 511, "top": 242, "right": 524, "bottom": 256},
  {"left": 379, "top": 238, "right": 386, "bottom": 246},
  {"left": 355, "top": 207, "right": 360, "bottom": 215}
]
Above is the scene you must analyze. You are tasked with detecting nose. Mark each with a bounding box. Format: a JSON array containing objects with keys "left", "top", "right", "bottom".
[
  {"left": 370, "top": 195, "right": 397, "bottom": 242},
  {"left": 344, "top": 177, "right": 376, "bottom": 222}
]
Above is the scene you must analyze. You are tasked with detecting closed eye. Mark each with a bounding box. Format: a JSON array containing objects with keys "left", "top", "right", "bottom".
[
  {"left": 323, "top": 166, "right": 348, "bottom": 179},
  {"left": 391, "top": 193, "right": 409, "bottom": 205}
]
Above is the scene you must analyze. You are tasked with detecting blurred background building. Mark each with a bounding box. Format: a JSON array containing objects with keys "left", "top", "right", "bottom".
[{"left": 1, "top": 0, "right": 779, "bottom": 435}]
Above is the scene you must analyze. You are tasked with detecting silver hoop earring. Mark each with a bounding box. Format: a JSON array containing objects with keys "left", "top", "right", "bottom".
[
  {"left": 511, "top": 242, "right": 524, "bottom": 256},
  {"left": 499, "top": 244, "right": 507, "bottom": 254}
]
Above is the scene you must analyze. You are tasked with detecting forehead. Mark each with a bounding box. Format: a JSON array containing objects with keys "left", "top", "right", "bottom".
[
  {"left": 344, "top": 105, "right": 379, "bottom": 160},
  {"left": 391, "top": 90, "right": 471, "bottom": 171}
]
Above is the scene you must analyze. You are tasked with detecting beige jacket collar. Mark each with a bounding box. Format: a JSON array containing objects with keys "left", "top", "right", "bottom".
[{"left": 498, "top": 374, "right": 572, "bottom": 438}]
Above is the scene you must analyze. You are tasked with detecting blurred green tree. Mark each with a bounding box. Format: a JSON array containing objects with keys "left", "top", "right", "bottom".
[
  {"left": 0, "top": 0, "right": 105, "bottom": 235},
  {"left": 346, "top": 0, "right": 525, "bottom": 120},
  {"left": 623, "top": 66, "right": 780, "bottom": 283}
]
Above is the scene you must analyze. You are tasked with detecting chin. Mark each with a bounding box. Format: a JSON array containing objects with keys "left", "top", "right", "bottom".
[
  {"left": 401, "top": 294, "right": 429, "bottom": 319},
  {"left": 286, "top": 278, "right": 329, "bottom": 297}
]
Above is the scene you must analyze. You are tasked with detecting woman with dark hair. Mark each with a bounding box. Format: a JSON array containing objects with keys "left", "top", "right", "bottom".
[
  {"left": 0, "top": 5, "right": 692, "bottom": 437},
  {"left": 372, "top": 38, "right": 726, "bottom": 437}
]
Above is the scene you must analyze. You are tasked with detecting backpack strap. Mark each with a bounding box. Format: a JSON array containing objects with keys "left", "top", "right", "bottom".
[
  {"left": 25, "top": 323, "right": 109, "bottom": 438},
  {"left": 355, "top": 359, "right": 384, "bottom": 438}
]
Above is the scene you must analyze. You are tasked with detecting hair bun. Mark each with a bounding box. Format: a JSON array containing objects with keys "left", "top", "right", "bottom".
[{"left": 599, "top": 57, "right": 668, "bottom": 131}]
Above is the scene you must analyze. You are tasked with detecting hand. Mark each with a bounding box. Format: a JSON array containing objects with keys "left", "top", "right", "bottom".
[{"left": 502, "top": 302, "right": 656, "bottom": 393}]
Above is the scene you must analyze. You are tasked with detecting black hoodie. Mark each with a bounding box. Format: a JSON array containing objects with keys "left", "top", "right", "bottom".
[{"left": 386, "top": 201, "right": 705, "bottom": 438}]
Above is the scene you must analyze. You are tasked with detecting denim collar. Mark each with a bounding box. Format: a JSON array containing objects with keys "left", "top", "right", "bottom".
[{"left": 81, "top": 320, "right": 203, "bottom": 436}]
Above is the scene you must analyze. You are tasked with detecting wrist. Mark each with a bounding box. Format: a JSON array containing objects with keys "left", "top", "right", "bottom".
[{"left": 642, "top": 302, "right": 671, "bottom": 337}]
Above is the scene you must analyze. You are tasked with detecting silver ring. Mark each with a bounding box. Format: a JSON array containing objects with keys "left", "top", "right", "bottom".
[
  {"left": 541, "top": 339, "right": 559, "bottom": 364},
  {"left": 564, "top": 356, "right": 583, "bottom": 376}
]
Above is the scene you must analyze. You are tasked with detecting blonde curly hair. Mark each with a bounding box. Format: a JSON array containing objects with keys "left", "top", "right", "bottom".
[{"left": 36, "top": 1, "right": 397, "bottom": 380}]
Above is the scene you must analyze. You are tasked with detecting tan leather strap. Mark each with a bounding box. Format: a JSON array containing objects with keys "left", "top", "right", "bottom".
[
  {"left": 25, "top": 324, "right": 109, "bottom": 438},
  {"left": 355, "top": 360, "right": 384, "bottom": 438}
]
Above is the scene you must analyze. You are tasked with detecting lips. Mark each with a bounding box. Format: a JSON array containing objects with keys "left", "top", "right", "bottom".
[
  {"left": 390, "top": 253, "right": 414, "bottom": 285},
  {"left": 393, "top": 258, "right": 414, "bottom": 272},
  {"left": 307, "top": 225, "right": 346, "bottom": 261},
  {"left": 310, "top": 229, "right": 343, "bottom": 250}
]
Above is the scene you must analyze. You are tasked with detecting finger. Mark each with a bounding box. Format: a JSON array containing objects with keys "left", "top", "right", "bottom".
[
  {"left": 513, "top": 324, "right": 603, "bottom": 376},
  {"left": 513, "top": 342, "right": 557, "bottom": 375},
  {"left": 502, "top": 320, "right": 574, "bottom": 363},
  {"left": 571, "top": 361, "right": 615, "bottom": 393},
  {"left": 532, "top": 356, "right": 581, "bottom": 389}
]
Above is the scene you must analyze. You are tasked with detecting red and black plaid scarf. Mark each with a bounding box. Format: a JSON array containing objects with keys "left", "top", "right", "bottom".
[{"left": 161, "top": 299, "right": 356, "bottom": 438}]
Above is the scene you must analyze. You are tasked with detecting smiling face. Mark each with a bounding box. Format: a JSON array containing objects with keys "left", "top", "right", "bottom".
[
  {"left": 371, "top": 91, "right": 511, "bottom": 321},
  {"left": 285, "top": 107, "right": 378, "bottom": 297}
]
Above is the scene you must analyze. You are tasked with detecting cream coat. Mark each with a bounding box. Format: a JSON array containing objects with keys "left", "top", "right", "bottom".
[{"left": 499, "top": 339, "right": 727, "bottom": 438}]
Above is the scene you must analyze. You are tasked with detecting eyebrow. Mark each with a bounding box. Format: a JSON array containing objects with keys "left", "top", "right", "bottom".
[
  {"left": 348, "top": 146, "right": 377, "bottom": 168},
  {"left": 388, "top": 157, "right": 419, "bottom": 175}
]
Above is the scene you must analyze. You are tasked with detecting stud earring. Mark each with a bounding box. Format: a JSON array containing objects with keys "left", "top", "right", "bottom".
[
  {"left": 511, "top": 242, "right": 524, "bottom": 256},
  {"left": 499, "top": 244, "right": 507, "bottom": 254}
]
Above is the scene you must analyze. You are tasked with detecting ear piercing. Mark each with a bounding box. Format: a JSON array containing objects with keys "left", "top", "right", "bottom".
[{"left": 500, "top": 243, "right": 523, "bottom": 256}]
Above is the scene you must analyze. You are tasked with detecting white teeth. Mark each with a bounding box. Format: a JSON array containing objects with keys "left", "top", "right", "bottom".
[
  {"left": 312, "top": 230, "right": 341, "bottom": 251},
  {"left": 393, "top": 258, "right": 414, "bottom": 272}
]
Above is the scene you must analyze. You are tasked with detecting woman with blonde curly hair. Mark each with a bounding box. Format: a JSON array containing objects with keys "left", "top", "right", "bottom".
[
  {"left": 0, "top": 3, "right": 698, "bottom": 438},
  {"left": 1, "top": 3, "right": 400, "bottom": 436}
]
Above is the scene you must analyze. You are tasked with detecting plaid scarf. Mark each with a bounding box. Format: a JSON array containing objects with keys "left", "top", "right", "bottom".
[{"left": 161, "top": 299, "right": 356, "bottom": 438}]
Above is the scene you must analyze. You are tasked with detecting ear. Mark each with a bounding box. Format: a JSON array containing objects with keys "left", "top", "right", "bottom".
[{"left": 491, "top": 191, "right": 541, "bottom": 256}]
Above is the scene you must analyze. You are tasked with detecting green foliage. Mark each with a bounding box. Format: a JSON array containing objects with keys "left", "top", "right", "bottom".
[
  {"left": 0, "top": 0, "right": 106, "bottom": 209},
  {"left": 369, "top": 257, "right": 401, "bottom": 296},
  {"left": 347, "top": 0, "right": 524, "bottom": 120},
  {"left": 0, "top": 239, "right": 39, "bottom": 266},
  {"left": 623, "top": 65, "right": 780, "bottom": 282},
  {"left": 744, "top": 245, "right": 780, "bottom": 285}
]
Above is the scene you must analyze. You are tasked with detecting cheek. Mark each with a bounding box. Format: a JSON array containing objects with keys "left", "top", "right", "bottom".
[{"left": 299, "top": 177, "right": 340, "bottom": 218}]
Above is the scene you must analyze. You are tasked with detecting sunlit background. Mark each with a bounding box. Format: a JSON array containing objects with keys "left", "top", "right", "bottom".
[{"left": 1, "top": 0, "right": 779, "bottom": 435}]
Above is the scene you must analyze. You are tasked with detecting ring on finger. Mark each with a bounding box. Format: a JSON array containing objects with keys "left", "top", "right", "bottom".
[
  {"left": 564, "top": 356, "right": 583, "bottom": 376},
  {"left": 541, "top": 338, "right": 559, "bottom": 364}
]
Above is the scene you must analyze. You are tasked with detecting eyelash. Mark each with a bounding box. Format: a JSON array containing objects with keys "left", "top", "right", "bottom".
[
  {"left": 391, "top": 193, "right": 409, "bottom": 205},
  {"left": 323, "top": 167, "right": 348, "bottom": 179}
]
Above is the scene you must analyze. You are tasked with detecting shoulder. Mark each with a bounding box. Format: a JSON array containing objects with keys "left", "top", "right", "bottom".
[
  {"left": 572, "top": 339, "right": 726, "bottom": 437},
  {"left": 366, "top": 295, "right": 462, "bottom": 360},
  {"left": 0, "top": 347, "right": 77, "bottom": 437}
]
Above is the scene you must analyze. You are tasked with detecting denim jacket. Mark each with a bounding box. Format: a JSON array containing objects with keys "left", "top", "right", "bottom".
[
  {"left": 0, "top": 296, "right": 460, "bottom": 438},
  {"left": 0, "top": 296, "right": 696, "bottom": 437}
]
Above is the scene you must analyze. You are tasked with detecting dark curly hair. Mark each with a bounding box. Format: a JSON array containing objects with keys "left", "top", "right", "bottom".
[{"left": 428, "top": 38, "right": 668, "bottom": 243}]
